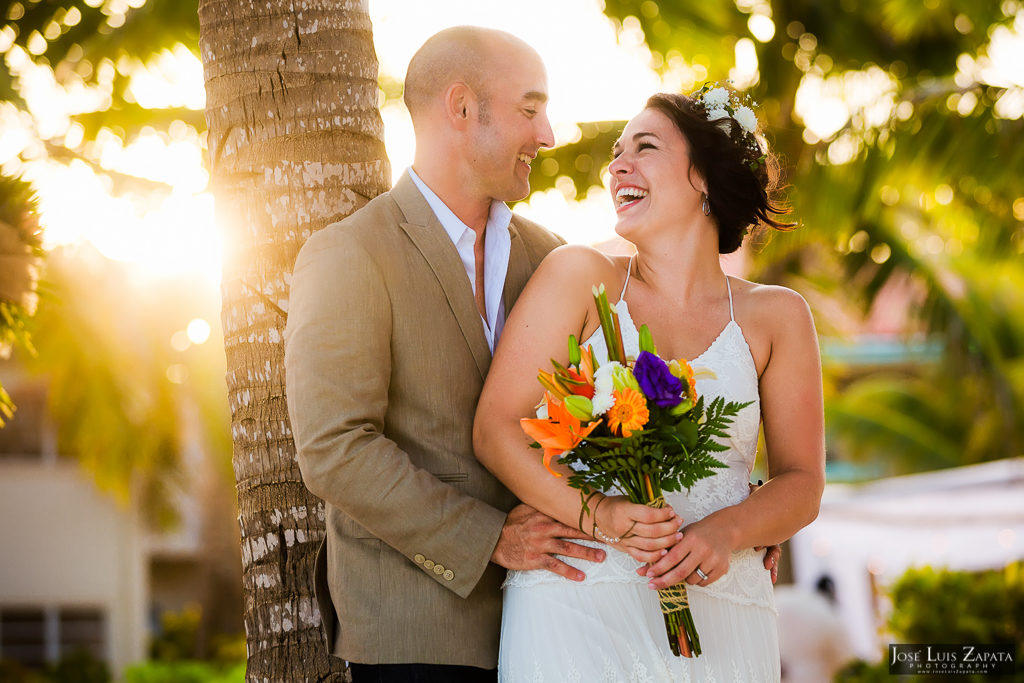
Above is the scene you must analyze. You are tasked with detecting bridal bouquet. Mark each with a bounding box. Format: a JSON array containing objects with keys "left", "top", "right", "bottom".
[{"left": 520, "top": 285, "right": 750, "bottom": 658}]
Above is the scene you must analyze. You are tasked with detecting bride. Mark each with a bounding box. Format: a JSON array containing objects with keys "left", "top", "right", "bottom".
[{"left": 473, "top": 89, "right": 825, "bottom": 681}]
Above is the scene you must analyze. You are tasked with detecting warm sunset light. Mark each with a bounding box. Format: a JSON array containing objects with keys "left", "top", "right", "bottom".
[
  {"left": 3, "top": 0, "right": 1022, "bottom": 282},
  {"left": 2, "top": 2, "right": 1023, "bottom": 680}
]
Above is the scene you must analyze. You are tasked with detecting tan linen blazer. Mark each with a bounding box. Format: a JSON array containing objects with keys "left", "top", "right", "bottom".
[{"left": 285, "top": 171, "right": 563, "bottom": 668}]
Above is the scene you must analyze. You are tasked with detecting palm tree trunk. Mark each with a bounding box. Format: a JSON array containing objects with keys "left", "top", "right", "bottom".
[{"left": 198, "top": 0, "right": 390, "bottom": 678}]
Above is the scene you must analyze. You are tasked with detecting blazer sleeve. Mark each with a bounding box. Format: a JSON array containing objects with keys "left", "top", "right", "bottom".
[{"left": 284, "top": 230, "right": 507, "bottom": 598}]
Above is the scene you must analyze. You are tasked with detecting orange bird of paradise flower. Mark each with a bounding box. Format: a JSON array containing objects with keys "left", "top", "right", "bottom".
[{"left": 520, "top": 394, "right": 600, "bottom": 476}]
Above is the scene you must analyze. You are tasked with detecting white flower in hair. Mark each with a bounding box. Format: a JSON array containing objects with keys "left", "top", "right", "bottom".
[
  {"left": 734, "top": 105, "right": 758, "bottom": 133},
  {"left": 703, "top": 87, "right": 729, "bottom": 108},
  {"left": 706, "top": 108, "right": 730, "bottom": 121}
]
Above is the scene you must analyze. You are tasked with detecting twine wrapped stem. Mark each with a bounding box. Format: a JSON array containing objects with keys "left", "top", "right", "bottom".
[{"left": 646, "top": 494, "right": 702, "bottom": 657}]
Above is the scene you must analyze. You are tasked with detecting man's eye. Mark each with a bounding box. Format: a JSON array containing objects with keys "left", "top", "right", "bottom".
[{"left": 524, "top": 109, "right": 538, "bottom": 117}]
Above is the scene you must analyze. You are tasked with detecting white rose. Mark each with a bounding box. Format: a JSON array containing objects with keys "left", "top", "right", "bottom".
[
  {"left": 734, "top": 105, "right": 758, "bottom": 133},
  {"left": 703, "top": 87, "right": 729, "bottom": 108},
  {"left": 706, "top": 107, "right": 730, "bottom": 121}
]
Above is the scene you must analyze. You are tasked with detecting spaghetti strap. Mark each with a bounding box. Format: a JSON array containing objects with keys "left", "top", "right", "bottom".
[
  {"left": 618, "top": 254, "right": 635, "bottom": 302},
  {"left": 725, "top": 276, "right": 735, "bottom": 322}
]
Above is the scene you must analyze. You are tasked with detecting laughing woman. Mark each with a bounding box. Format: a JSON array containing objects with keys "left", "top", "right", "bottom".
[{"left": 474, "top": 88, "right": 825, "bottom": 682}]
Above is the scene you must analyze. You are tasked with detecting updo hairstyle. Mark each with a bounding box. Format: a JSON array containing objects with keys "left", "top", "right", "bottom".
[{"left": 644, "top": 92, "right": 793, "bottom": 254}]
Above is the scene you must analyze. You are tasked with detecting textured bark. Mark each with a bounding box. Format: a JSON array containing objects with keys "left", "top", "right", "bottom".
[{"left": 198, "top": 0, "right": 390, "bottom": 679}]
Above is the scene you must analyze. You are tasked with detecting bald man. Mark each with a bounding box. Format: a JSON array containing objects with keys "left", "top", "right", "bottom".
[{"left": 285, "top": 27, "right": 604, "bottom": 682}]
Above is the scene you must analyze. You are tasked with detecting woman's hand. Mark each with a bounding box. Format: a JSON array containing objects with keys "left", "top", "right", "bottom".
[
  {"left": 639, "top": 514, "right": 734, "bottom": 589},
  {"left": 591, "top": 495, "right": 682, "bottom": 564}
]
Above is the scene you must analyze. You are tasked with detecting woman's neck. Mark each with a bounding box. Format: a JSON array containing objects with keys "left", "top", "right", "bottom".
[{"left": 630, "top": 221, "right": 725, "bottom": 302}]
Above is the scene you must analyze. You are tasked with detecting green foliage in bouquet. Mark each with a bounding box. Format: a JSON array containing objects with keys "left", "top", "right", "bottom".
[{"left": 559, "top": 394, "right": 747, "bottom": 501}]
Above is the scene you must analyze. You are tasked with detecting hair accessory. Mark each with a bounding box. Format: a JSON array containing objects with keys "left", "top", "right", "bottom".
[{"left": 693, "top": 82, "right": 767, "bottom": 172}]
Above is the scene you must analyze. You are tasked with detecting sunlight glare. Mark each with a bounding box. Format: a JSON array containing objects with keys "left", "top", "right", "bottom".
[
  {"left": 730, "top": 38, "right": 760, "bottom": 89},
  {"left": 748, "top": 14, "right": 776, "bottom": 43},
  {"left": 29, "top": 156, "right": 221, "bottom": 285},
  {"left": 129, "top": 44, "right": 206, "bottom": 110},
  {"left": 186, "top": 318, "right": 212, "bottom": 345},
  {"left": 515, "top": 185, "right": 618, "bottom": 247},
  {"left": 794, "top": 66, "right": 896, "bottom": 142},
  {"left": 171, "top": 330, "right": 191, "bottom": 352}
]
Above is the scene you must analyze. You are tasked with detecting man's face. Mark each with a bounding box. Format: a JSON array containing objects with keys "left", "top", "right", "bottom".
[{"left": 466, "top": 47, "right": 555, "bottom": 203}]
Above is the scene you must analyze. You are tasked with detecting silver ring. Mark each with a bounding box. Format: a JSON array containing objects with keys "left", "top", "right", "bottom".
[{"left": 695, "top": 568, "right": 709, "bottom": 581}]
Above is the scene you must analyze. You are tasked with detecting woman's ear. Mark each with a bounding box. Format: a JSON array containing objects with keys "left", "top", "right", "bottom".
[{"left": 687, "top": 164, "right": 708, "bottom": 196}]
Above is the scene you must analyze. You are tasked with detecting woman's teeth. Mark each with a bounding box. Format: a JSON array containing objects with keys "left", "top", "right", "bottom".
[{"left": 616, "top": 187, "right": 648, "bottom": 206}]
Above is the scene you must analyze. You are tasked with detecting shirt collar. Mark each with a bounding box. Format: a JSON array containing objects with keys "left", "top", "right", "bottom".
[{"left": 407, "top": 168, "right": 512, "bottom": 241}]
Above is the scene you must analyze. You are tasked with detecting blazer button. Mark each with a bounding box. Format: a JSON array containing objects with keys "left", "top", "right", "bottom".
[
  {"left": 423, "top": 559, "right": 435, "bottom": 570},
  {"left": 442, "top": 569, "right": 454, "bottom": 581},
  {"left": 433, "top": 564, "right": 445, "bottom": 575},
  {"left": 414, "top": 554, "right": 425, "bottom": 564}
]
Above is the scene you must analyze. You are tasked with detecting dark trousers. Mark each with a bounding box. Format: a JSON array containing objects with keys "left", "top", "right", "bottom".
[{"left": 348, "top": 663, "right": 497, "bottom": 683}]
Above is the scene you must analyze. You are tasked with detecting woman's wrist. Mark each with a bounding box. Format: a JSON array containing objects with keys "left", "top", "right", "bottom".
[
  {"left": 701, "top": 507, "right": 742, "bottom": 552},
  {"left": 592, "top": 495, "right": 631, "bottom": 545},
  {"left": 579, "top": 491, "right": 607, "bottom": 538}
]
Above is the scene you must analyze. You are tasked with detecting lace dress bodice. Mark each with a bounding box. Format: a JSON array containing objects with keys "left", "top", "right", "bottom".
[{"left": 505, "top": 268, "right": 773, "bottom": 612}]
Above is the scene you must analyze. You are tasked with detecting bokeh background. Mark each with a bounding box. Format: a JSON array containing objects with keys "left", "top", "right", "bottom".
[{"left": 1, "top": 0, "right": 1021, "bottom": 681}]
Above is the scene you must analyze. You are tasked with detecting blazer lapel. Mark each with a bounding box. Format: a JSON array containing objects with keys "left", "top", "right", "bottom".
[
  {"left": 392, "top": 173, "right": 491, "bottom": 381},
  {"left": 502, "top": 219, "right": 533, "bottom": 316}
]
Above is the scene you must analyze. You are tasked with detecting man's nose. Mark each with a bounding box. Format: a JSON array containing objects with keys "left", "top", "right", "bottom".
[{"left": 536, "top": 114, "right": 555, "bottom": 148}]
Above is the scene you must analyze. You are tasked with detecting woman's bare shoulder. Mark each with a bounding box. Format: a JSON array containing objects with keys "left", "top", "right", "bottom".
[
  {"left": 733, "top": 279, "right": 815, "bottom": 338},
  {"left": 533, "top": 244, "right": 625, "bottom": 289}
]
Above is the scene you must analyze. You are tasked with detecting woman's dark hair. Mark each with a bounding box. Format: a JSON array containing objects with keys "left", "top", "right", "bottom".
[{"left": 645, "top": 92, "right": 794, "bottom": 254}]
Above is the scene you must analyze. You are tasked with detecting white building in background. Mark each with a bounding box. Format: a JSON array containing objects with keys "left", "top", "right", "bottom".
[
  {"left": 0, "top": 371, "right": 216, "bottom": 677},
  {"left": 789, "top": 457, "right": 1024, "bottom": 660}
]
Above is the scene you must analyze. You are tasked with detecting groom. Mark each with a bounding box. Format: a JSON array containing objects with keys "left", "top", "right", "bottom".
[{"left": 285, "top": 27, "right": 606, "bottom": 682}]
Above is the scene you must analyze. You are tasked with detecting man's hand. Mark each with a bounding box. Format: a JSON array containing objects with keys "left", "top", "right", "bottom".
[
  {"left": 760, "top": 544, "right": 781, "bottom": 584},
  {"left": 491, "top": 504, "right": 606, "bottom": 582},
  {"left": 749, "top": 480, "right": 782, "bottom": 584}
]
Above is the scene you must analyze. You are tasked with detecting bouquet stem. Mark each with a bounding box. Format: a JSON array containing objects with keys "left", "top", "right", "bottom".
[{"left": 647, "top": 494, "right": 702, "bottom": 658}]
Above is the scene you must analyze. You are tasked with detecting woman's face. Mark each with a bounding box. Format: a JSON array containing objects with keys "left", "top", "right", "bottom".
[{"left": 608, "top": 108, "right": 704, "bottom": 242}]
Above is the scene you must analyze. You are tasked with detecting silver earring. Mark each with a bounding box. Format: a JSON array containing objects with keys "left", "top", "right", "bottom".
[{"left": 701, "top": 193, "right": 711, "bottom": 216}]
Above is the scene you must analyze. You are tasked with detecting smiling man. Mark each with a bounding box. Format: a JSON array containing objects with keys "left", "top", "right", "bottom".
[{"left": 284, "top": 27, "right": 605, "bottom": 683}]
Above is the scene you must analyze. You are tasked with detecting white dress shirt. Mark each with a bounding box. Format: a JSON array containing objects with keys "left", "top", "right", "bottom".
[{"left": 408, "top": 168, "right": 512, "bottom": 353}]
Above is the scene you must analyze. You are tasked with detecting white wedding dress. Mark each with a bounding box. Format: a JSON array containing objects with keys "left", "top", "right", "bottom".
[{"left": 499, "top": 265, "right": 780, "bottom": 682}]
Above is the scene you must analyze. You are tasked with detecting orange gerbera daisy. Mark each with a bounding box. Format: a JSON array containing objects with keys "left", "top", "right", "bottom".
[{"left": 606, "top": 388, "right": 650, "bottom": 437}]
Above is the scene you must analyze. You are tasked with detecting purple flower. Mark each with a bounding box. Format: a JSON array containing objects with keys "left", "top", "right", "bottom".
[{"left": 633, "top": 351, "right": 684, "bottom": 408}]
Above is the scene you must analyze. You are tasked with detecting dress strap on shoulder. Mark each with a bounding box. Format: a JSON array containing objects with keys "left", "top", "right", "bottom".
[
  {"left": 619, "top": 254, "right": 635, "bottom": 302},
  {"left": 725, "top": 276, "right": 735, "bottom": 322}
]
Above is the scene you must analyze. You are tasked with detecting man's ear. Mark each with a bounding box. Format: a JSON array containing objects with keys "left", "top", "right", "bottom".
[{"left": 444, "top": 82, "right": 476, "bottom": 128}]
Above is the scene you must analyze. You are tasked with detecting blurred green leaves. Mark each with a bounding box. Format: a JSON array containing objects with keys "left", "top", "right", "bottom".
[
  {"left": 0, "top": 173, "right": 43, "bottom": 425},
  {"left": 1, "top": 1, "right": 203, "bottom": 190}
]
